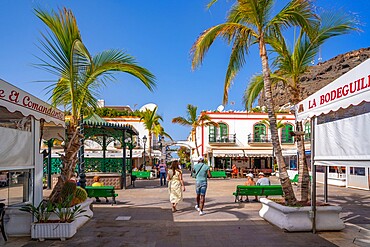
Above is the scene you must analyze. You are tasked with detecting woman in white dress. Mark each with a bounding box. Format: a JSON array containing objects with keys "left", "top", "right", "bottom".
[{"left": 167, "top": 160, "right": 185, "bottom": 212}]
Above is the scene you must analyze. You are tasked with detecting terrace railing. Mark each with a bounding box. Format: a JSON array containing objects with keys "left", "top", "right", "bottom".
[{"left": 43, "top": 157, "right": 130, "bottom": 174}]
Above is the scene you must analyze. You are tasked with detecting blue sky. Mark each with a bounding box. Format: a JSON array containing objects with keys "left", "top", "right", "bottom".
[{"left": 0, "top": 0, "right": 369, "bottom": 140}]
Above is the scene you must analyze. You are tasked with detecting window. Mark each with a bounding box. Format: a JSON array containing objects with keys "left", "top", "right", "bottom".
[
  {"left": 281, "top": 124, "right": 294, "bottom": 143},
  {"left": 209, "top": 125, "right": 216, "bottom": 142},
  {"left": 0, "top": 170, "right": 31, "bottom": 206},
  {"left": 304, "top": 121, "right": 311, "bottom": 141},
  {"left": 350, "top": 167, "right": 365, "bottom": 176},
  {"left": 218, "top": 123, "right": 228, "bottom": 142},
  {"left": 253, "top": 123, "right": 266, "bottom": 142},
  {"left": 209, "top": 123, "right": 228, "bottom": 142}
]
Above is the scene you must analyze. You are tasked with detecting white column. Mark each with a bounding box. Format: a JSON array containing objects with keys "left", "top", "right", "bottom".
[{"left": 33, "top": 119, "right": 43, "bottom": 205}]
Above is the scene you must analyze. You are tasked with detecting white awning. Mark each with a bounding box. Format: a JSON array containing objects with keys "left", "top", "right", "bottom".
[
  {"left": 211, "top": 149, "right": 272, "bottom": 158},
  {"left": 295, "top": 58, "right": 370, "bottom": 121},
  {"left": 0, "top": 79, "right": 65, "bottom": 126},
  {"left": 282, "top": 149, "right": 297, "bottom": 156}
]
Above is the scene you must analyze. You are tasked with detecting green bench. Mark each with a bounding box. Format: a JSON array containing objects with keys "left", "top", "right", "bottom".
[
  {"left": 232, "top": 185, "right": 283, "bottom": 202},
  {"left": 132, "top": 171, "right": 151, "bottom": 179},
  {"left": 85, "top": 186, "right": 118, "bottom": 204},
  {"left": 210, "top": 171, "right": 227, "bottom": 179}
]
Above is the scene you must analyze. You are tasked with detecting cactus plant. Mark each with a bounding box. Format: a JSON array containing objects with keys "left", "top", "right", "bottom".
[
  {"left": 60, "top": 181, "right": 77, "bottom": 204},
  {"left": 72, "top": 187, "right": 88, "bottom": 205}
]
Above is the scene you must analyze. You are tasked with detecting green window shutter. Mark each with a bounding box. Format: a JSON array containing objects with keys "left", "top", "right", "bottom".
[
  {"left": 304, "top": 122, "right": 311, "bottom": 140},
  {"left": 219, "top": 123, "right": 228, "bottom": 138},
  {"left": 282, "top": 124, "right": 294, "bottom": 143},
  {"left": 254, "top": 123, "right": 266, "bottom": 142}
]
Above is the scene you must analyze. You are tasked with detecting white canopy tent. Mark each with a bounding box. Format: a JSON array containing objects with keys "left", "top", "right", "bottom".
[
  {"left": 0, "top": 79, "right": 65, "bottom": 170},
  {"left": 0, "top": 79, "right": 65, "bottom": 236},
  {"left": 294, "top": 58, "right": 370, "bottom": 232},
  {"left": 295, "top": 58, "right": 370, "bottom": 177}
]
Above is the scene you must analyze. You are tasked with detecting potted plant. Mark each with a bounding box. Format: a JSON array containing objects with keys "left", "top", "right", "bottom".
[
  {"left": 20, "top": 193, "right": 92, "bottom": 241},
  {"left": 258, "top": 198, "right": 345, "bottom": 232}
]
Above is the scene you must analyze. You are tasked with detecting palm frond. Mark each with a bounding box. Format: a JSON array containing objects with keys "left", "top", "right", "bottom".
[{"left": 172, "top": 117, "right": 192, "bottom": 127}]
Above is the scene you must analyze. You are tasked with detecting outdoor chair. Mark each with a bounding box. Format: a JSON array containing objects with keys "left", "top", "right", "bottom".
[{"left": 0, "top": 203, "right": 7, "bottom": 241}]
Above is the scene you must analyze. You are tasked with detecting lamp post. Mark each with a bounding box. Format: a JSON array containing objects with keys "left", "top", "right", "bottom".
[{"left": 142, "top": 135, "right": 147, "bottom": 168}]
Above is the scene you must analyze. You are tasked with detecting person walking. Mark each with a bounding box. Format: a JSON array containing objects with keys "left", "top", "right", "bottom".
[
  {"left": 158, "top": 159, "right": 167, "bottom": 186},
  {"left": 193, "top": 156, "right": 211, "bottom": 216},
  {"left": 167, "top": 160, "right": 185, "bottom": 212}
]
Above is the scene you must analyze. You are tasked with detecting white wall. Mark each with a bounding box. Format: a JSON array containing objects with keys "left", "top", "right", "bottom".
[{"left": 194, "top": 111, "right": 296, "bottom": 156}]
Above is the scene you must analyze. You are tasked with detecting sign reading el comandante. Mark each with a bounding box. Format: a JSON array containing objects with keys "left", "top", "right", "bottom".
[{"left": 0, "top": 80, "right": 64, "bottom": 121}]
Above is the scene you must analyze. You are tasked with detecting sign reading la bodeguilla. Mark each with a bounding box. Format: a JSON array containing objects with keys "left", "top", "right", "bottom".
[
  {"left": 298, "top": 75, "right": 370, "bottom": 113},
  {"left": 0, "top": 80, "right": 64, "bottom": 121}
]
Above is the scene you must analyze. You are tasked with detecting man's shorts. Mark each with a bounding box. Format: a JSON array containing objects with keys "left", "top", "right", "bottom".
[{"left": 195, "top": 181, "right": 208, "bottom": 195}]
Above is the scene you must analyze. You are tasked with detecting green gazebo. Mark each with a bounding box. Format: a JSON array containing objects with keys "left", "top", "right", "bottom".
[{"left": 79, "top": 113, "right": 138, "bottom": 189}]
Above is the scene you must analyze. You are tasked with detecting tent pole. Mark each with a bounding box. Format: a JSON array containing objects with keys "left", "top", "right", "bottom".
[
  {"left": 47, "top": 139, "right": 52, "bottom": 189},
  {"left": 311, "top": 117, "right": 317, "bottom": 234},
  {"left": 324, "top": 166, "right": 328, "bottom": 203}
]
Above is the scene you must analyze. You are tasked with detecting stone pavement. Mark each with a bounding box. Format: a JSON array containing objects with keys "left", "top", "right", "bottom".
[{"left": 1, "top": 171, "right": 369, "bottom": 247}]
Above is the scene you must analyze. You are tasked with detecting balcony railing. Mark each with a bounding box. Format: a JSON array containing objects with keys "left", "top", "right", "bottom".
[
  {"left": 209, "top": 134, "right": 236, "bottom": 144},
  {"left": 248, "top": 134, "right": 294, "bottom": 144},
  {"left": 248, "top": 133, "right": 272, "bottom": 144}
]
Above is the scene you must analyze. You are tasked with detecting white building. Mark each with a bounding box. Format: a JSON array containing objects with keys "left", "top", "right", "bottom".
[
  {"left": 192, "top": 110, "right": 298, "bottom": 175},
  {"left": 85, "top": 101, "right": 162, "bottom": 168}
]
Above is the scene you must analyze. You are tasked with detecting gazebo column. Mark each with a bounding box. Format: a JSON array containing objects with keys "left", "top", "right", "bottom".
[
  {"left": 121, "top": 130, "right": 127, "bottom": 189},
  {"left": 129, "top": 136, "right": 133, "bottom": 174},
  {"left": 102, "top": 135, "right": 106, "bottom": 172}
]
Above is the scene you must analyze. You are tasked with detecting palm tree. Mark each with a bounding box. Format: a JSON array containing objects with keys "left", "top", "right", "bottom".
[
  {"left": 172, "top": 104, "right": 217, "bottom": 157},
  {"left": 191, "top": 0, "right": 318, "bottom": 205},
  {"left": 35, "top": 8, "right": 156, "bottom": 202},
  {"left": 139, "top": 106, "right": 165, "bottom": 166},
  {"left": 244, "top": 11, "right": 357, "bottom": 202}
]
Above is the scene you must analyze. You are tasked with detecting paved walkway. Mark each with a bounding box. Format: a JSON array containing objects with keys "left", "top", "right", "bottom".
[{"left": 2, "top": 171, "right": 369, "bottom": 247}]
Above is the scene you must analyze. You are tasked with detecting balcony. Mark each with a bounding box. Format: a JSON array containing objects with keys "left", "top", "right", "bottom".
[
  {"left": 248, "top": 133, "right": 272, "bottom": 144},
  {"left": 209, "top": 134, "right": 236, "bottom": 145}
]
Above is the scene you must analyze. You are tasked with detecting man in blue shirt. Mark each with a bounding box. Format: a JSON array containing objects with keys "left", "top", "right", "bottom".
[{"left": 193, "top": 156, "right": 211, "bottom": 216}]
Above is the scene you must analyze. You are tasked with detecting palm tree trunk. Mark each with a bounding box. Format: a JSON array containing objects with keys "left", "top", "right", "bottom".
[
  {"left": 49, "top": 123, "right": 81, "bottom": 203},
  {"left": 259, "top": 37, "right": 297, "bottom": 205},
  {"left": 296, "top": 121, "right": 310, "bottom": 202},
  {"left": 291, "top": 85, "right": 310, "bottom": 203},
  {"left": 193, "top": 129, "right": 200, "bottom": 157}
]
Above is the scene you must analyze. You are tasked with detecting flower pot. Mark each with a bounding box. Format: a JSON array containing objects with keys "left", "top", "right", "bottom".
[
  {"left": 48, "top": 198, "right": 94, "bottom": 229},
  {"left": 31, "top": 222, "right": 77, "bottom": 241},
  {"left": 259, "top": 198, "right": 345, "bottom": 232}
]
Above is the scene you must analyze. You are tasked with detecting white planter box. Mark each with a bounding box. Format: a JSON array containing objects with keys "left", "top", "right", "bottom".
[
  {"left": 259, "top": 198, "right": 345, "bottom": 232},
  {"left": 48, "top": 198, "right": 94, "bottom": 229},
  {"left": 31, "top": 222, "right": 76, "bottom": 241}
]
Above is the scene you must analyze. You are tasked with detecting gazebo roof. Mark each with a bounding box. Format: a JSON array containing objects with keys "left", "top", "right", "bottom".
[
  {"left": 83, "top": 113, "right": 138, "bottom": 136},
  {"left": 83, "top": 113, "right": 106, "bottom": 124}
]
